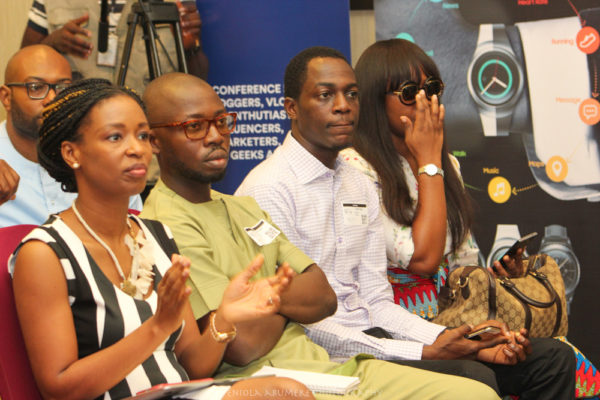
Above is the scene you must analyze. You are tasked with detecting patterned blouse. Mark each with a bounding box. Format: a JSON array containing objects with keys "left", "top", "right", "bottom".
[{"left": 341, "top": 148, "right": 479, "bottom": 320}]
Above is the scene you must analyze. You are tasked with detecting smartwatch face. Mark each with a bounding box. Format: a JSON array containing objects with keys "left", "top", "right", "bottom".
[
  {"left": 544, "top": 248, "right": 580, "bottom": 294},
  {"left": 468, "top": 49, "right": 522, "bottom": 107}
]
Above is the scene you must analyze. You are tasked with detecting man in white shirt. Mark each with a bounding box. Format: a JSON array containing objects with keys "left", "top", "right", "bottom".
[
  {"left": 236, "top": 46, "right": 575, "bottom": 399},
  {"left": 0, "top": 45, "right": 141, "bottom": 227}
]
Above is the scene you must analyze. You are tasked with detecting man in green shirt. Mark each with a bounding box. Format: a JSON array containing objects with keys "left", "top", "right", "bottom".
[{"left": 140, "top": 72, "right": 501, "bottom": 399}]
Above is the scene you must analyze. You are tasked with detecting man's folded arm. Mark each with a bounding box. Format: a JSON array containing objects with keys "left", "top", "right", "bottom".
[{"left": 278, "top": 264, "right": 337, "bottom": 324}]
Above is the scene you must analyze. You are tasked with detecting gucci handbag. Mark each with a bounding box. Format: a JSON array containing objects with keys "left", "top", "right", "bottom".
[{"left": 433, "top": 254, "right": 568, "bottom": 337}]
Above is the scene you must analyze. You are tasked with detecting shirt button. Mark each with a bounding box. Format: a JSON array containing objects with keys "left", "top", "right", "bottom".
[{"left": 337, "top": 237, "right": 343, "bottom": 243}]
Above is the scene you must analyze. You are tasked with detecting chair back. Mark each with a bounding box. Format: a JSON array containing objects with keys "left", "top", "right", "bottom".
[{"left": 0, "top": 224, "right": 42, "bottom": 400}]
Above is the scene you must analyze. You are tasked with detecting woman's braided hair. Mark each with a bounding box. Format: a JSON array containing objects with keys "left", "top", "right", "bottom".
[{"left": 37, "top": 78, "right": 144, "bottom": 193}]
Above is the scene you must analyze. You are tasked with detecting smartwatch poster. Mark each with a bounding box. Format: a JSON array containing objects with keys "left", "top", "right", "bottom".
[
  {"left": 376, "top": 0, "right": 600, "bottom": 365},
  {"left": 195, "top": 0, "right": 351, "bottom": 194}
]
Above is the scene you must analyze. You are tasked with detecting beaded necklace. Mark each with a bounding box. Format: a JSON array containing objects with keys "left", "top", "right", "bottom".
[{"left": 72, "top": 201, "right": 154, "bottom": 299}]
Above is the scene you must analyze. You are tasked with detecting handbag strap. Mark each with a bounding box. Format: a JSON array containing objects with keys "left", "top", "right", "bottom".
[
  {"left": 502, "top": 284, "right": 533, "bottom": 332},
  {"left": 534, "top": 272, "right": 564, "bottom": 336},
  {"left": 498, "top": 272, "right": 557, "bottom": 308}
]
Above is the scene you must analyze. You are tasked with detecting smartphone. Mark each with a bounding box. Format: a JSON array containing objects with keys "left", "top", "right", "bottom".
[
  {"left": 464, "top": 326, "right": 502, "bottom": 340},
  {"left": 497, "top": 232, "right": 538, "bottom": 270}
]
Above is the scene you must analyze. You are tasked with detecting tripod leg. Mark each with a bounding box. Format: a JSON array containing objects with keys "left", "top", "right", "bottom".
[
  {"left": 117, "top": 11, "right": 139, "bottom": 86},
  {"left": 172, "top": 22, "right": 188, "bottom": 73},
  {"left": 140, "top": 14, "right": 162, "bottom": 80},
  {"left": 118, "top": 1, "right": 188, "bottom": 85}
]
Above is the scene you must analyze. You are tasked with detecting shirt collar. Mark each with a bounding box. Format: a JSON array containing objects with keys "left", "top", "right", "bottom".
[
  {"left": 154, "top": 178, "right": 227, "bottom": 205},
  {"left": 280, "top": 132, "right": 346, "bottom": 184}
]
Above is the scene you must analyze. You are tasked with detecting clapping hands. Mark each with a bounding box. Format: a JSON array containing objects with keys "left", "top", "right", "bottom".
[
  {"left": 219, "top": 254, "right": 294, "bottom": 324},
  {"left": 154, "top": 254, "right": 193, "bottom": 335}
]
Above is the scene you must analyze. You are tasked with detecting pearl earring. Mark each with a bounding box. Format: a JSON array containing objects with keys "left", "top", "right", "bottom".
[{"left": 72, "top": 162, "right": 80, "bottom": 169}]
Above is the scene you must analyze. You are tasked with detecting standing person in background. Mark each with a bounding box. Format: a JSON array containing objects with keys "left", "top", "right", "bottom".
[
  {"left": 10, "top": 78, "right": 310, "bottom": 400},
  {"left": 21, "top": 0, "right": 208, "bottom": 91}
]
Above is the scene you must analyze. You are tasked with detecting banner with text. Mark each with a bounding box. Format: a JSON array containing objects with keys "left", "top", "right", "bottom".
[{"left": 196, "top": 0, "right": 351, "bottom": 194}]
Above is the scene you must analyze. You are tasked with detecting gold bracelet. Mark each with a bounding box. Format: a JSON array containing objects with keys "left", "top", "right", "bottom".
[{"left": 209, "top": 311, "right": 237, "bottom": 343}]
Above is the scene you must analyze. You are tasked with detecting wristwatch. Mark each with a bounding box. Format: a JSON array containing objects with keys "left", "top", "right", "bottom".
[
  {"left": 417, "top": 164, "right": 444, "bottom": 178},
  {"left": 467, "top": 24, "right": 524, "bottom": 137},
  {"left": 539, "top": 224, "right": 581, "bottom": 314},
  {"left": 486, "top": 224, "right": 522, "bottom": 269}
]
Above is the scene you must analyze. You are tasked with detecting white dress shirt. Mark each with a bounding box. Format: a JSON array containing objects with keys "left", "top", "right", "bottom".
[{"left": 236, "top": 132, "right": 445, "bottom": 361}]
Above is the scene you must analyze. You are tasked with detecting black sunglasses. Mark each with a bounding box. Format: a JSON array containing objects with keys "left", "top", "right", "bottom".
[{"left": 390, "top": 77, "right": 444, "bottom": 106}]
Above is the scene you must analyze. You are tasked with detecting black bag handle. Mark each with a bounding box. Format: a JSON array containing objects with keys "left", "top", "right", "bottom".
[
  {"left": 498, "top": 272, "right": 557, "bottom": 308},
  {"left": 499, "top": 271, "right": 563, "bottom": 336}
]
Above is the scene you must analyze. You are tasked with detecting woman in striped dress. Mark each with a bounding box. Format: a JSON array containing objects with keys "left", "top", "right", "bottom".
[{"left": 10, "top": 79, "right": 313, "bottom": 400}]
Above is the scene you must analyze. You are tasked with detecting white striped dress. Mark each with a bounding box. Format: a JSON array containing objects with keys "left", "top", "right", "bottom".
[{"left": 9, "top": 215, "right": 188, "bottom": 400}]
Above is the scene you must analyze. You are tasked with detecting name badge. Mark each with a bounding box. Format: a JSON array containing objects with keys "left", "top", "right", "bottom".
[
  {"left": 342, "top": 203, "right": 367, "bottom": 226},
  {"left": 245, "top": 219, "right": 280, "bottom": 246},
  {"left": 97, "top": 32, "right": 118, "bottom": 67}
]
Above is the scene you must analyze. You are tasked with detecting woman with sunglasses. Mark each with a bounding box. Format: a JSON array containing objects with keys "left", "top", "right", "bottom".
[
  {"left": 9, "top": 78, "right": 313, "bottom": 400},
  {"left": 343, "top": 40, "right": 600, "bottom": 400},
  {"left": 341, "top": 39, "right": 477, "bottom": 320}
]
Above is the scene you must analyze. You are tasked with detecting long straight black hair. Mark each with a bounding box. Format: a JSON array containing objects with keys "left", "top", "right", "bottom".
[{"left": 353, "top": 39, "right": 474, "bottom": 253}]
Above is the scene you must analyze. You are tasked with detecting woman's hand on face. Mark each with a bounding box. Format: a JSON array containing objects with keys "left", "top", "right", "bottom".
[
  {"left": 401, "top": 90, "right": 445, "bottom": 166},
  {"left": 218, "top": 254, "right": 294, "bottom": 325},
  {"left": 153, "top": 254, "right": 192, "bottom": 336}
]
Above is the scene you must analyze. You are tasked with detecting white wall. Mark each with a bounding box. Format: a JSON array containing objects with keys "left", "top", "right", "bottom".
[
  {"left": 349, "top": 9, "right": 376, "bottom": 67},
  {"left": 0, "top": 1, "right": 31, "bottom": 122}
]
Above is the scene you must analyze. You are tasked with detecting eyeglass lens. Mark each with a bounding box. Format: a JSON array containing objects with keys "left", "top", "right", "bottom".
[
  {"left": 423, "top": 80, "right": 443, "bottom": 99},
  {"left": 8, "top": 82, "right": 70, "bottom": 100},
  {"left": 185, "top": 114, "right": 236, "bottom": 139},
  {"left": 398, "top": 79, "right": 443, "bottom": 104},
  {"left": 27, "top": 82, "right": 69, "bottom": 99}
]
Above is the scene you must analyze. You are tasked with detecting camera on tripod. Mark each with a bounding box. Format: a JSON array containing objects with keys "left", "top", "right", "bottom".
[{"left": 116, "top": 0, "right": 188, "bottom": 86}]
